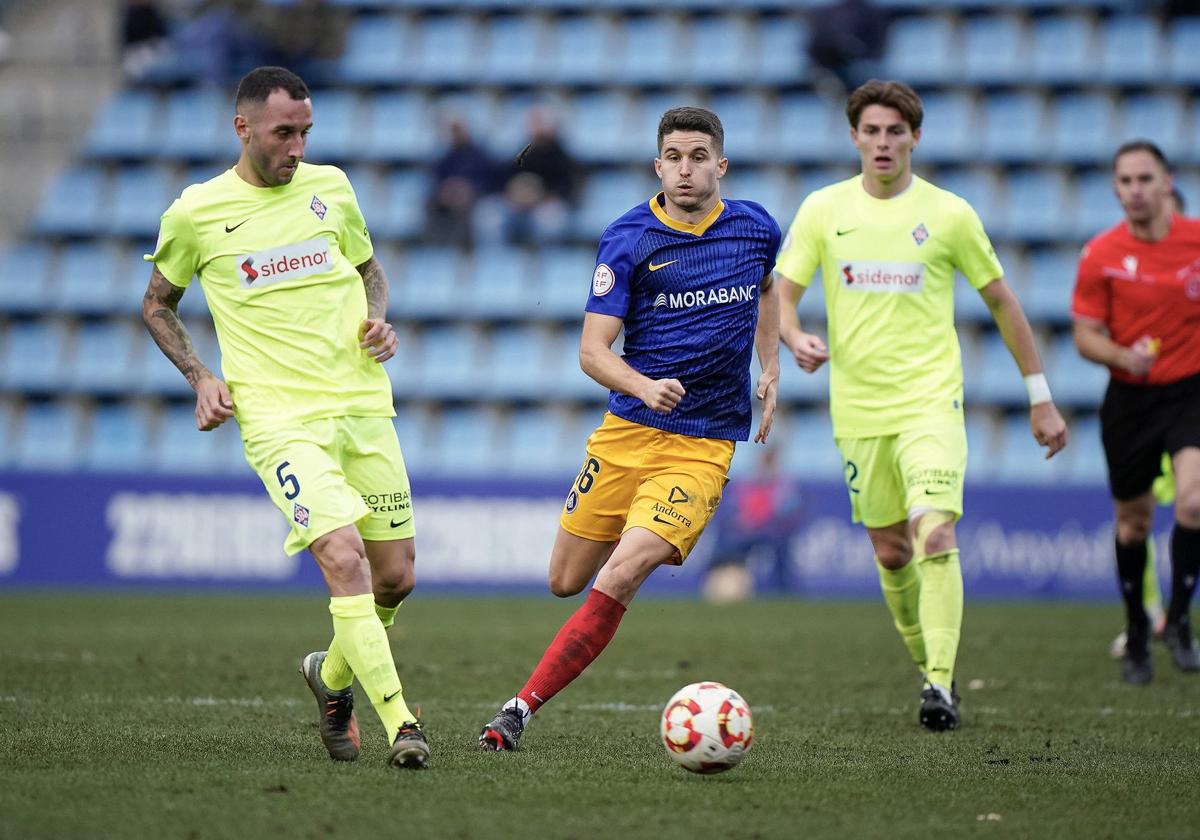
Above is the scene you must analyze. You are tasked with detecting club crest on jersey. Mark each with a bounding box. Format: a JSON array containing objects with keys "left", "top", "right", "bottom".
[
  {"left": 912, "top": 223, "right": 929, "bottom": 246},
  {"left": 293, "top": 503, "right": 310, "bottom": 528},
  {"left": 565, "top": 490, "right": 579, "bottom": 514},
  {"left": 1123, "top": 255, "right": 1138, "bottom": 276},
  {"left": 310, "top": 195, "right": 327, "bottom": 220}
]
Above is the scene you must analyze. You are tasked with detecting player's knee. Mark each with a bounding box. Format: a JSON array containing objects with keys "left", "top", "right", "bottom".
[
  {"left": 374, "top": 568, "right": 415, "bottom": 604},
  {"left": 875, "top": 546, "right": 912, "bottom": 571},
  {"left": 1116, "top": 515, "right": 1152, "bottom": 544},
  {"left": 913, "top": 511, "right": 957, "bottom": 557},
  {"left": 547, "top": 569, "right": 588, "bottom": 598}
]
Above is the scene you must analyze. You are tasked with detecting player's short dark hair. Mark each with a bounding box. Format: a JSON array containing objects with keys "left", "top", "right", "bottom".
[
  {"left": 846, "top": 80, "right": 923, "bottom": 132},
  {"left": 235, "top": 66, "right": 310, "bottom": 110},
  {"left": 1112, "top": 139, "right": 1170, "bottom": 173},
  {"left": 657, "top": 107, "right": 724, "bottom": 156}
]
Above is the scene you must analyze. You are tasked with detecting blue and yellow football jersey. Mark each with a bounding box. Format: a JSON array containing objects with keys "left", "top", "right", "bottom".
[{"left": 585, "top": 193, "right": 781, "bottom": 441}]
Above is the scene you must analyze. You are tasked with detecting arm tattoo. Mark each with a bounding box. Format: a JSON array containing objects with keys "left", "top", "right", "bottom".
[
  {"left": 357, "top": 256, "right": 389, "bottom": 320},
  {"left": 141, "top": 267, "right": 209, "bottom": 388}
]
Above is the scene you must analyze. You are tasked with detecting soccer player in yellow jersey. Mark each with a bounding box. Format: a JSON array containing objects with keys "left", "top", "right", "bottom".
[
  {"left": 776, "top": 80, "right": 1069, "bottom": 730},
  {"left": 141, "top": 67, "right": 428, "bottom": 768}
]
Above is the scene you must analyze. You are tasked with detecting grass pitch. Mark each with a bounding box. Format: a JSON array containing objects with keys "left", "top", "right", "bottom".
[{"left": 2, "top": 593, "right": 1198, "bottom": 839}]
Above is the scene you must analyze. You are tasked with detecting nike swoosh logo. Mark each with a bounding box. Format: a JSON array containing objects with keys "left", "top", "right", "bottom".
[
  {"left": 390, "top": 517, "right": 412, "bottom": 528},
  {"left": 652, "top": 514, "right": 678, "bottom": 527},
  {"left": 383, "top": 691, "right": 399, "bottom": 702},
  {"left": 835, "top": 228, "right": 857, "bottom": 236},
  {"left": 648, "top": 260, "right": 678, "bottom": 271},
  {"left": 225, "top": 219, "right": 250, "bottom": 233}
]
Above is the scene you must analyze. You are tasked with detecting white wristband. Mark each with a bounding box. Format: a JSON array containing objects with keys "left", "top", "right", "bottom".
[{"left": 1024, "top": 373, "right": 1052, "bottom": 406}]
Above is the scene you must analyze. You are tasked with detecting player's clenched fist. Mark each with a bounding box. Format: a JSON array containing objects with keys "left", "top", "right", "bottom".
[
  {"left": 640, "top": 378, "right": 686, "bottom": 414},
  {"left": 194, "top": 374, "right": 235, "bottom": 431},
  {"left": 786, "top": 331, "right": 830, "bottom": 373},
  {"left": 360, "top": 318, "right": 398, "bottom": 363}
]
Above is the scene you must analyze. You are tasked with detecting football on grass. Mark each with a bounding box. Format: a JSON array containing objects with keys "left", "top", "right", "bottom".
[{"left": 660, "top": 681, "right": 753, "bottom": 774}]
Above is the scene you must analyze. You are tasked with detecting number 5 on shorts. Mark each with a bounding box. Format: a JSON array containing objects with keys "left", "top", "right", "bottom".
[{"left": 276, "top": 461, "right": 301, "bottom": 500}]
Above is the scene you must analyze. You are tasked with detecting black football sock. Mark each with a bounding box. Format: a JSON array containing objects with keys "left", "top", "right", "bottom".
[{"left": 1166, "top": 524, "right": 1200, "bottom": 625}]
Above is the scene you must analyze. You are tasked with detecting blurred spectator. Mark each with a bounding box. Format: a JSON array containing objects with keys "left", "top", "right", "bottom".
[
  {"left": 424, "top": 118, "right": 499, "bottom": 249},
  {"left": 172, "top": 0, "right": 270, "bottom": 87},
  {"left": 250, "top": 0, "right": 348, "bottom": 85},
  {"left": 806, "top": 0, "right": 889, "bottom": 96},
  {"left": 702, "top": 448, "right": 805, "bottom": 602},
  {"left": 120, "top": 0, "right": 171, "bottom": 80},
  {"left": 483, "top": 108, "right": 581, "bottom": 245}
]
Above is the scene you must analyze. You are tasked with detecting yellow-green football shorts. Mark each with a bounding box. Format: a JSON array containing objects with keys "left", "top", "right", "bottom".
[
  {"left": 836, "top": 422, "right": 967, "bottom": 528},
  {"left": 560, "top": 412, "right": 734, "bottom": 563},
  {"left": 241, "top": 415, "right": 414, "bottom": 555}
]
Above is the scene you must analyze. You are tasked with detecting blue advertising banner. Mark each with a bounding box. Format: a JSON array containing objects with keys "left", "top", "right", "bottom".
[{"left": 0, "top": 471, "right": 1173, "bottom": 599}]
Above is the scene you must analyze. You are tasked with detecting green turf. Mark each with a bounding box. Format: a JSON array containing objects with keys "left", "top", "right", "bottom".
[{"left": 2, "top": 593, "right": 1198, "bottom": 839}]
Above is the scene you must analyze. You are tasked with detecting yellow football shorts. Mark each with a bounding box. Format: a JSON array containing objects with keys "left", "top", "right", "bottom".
[
  {"left": 560, "top": 412, "right": 734, "bottom": 563},
  {"left": 835, "top": 422, "right": 967, "bottom": 528},
  {"left": 241, "top": 415, "right": 414, "bottom": 555}
]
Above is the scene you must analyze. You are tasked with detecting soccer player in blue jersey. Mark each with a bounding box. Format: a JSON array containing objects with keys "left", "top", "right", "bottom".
[{"left": 479, "top": 107, "right": 782, "bottom": 751}]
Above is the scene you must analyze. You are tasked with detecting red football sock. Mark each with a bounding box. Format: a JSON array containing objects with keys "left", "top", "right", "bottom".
[{"left": 518, "top": 588, "right": 627, "bottom": 715}]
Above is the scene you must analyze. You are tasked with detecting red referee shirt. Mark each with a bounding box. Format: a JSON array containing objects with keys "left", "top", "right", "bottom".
[{"left": 1072, "top": 214, "right": 1200, "bottom": 385}]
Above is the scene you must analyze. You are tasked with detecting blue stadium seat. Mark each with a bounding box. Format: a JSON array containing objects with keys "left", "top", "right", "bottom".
[
  {"left": 575, "top": 169, "right": 656, "bottom": 239},
  {"left": 1029, "top": 15, "right": 1096, "bottom": 84},
  {"left": 374, "top": 169, "right": 427, "bottom": 239},
  {"left": 549, "top": 328, "right": 605, "bottom": 400},
  {"left": 107, "top": 166, "right": 174, "bottom": 237},
  {"left": 1, "top": 320, "right": 70, "bottom": 393},
  {"left": 548, "top": 15, "right": 615, "bottom": 85},
  {"left": 0, "top": 243, "right": 54, "bottom": 315},
  {"left": 413, "top": 325, "right": 483, "bottom": 399},
  {"left": 530, "top": 247, "right": 592, "bottom": 319},
  {"left": 565, "top": 91, "right": 631, "bottom": 163},
  {"left": 1048, "top": 334, "right": 1107, "bottom": 408},
  {"left": 1065, "top": 413, "right": 1105, "bottom": 483},
  {"left": 935, "top": 168, "right": 1001, "bottom": 233},
  {"left": 392, "top": 404, "right": 432, "bottom": 475},
  {"left": 962, "top": 15, "right": 1027, "bottom": 85},
  {"left": 1167, "top": 18, "right": 1200, "bottom": 84},
  {"left": 68, "top": 320, "right": 139, "bottom": 395},
  {"left": 392, "top": 247, "right": 463, "bottom": 319},
  {"left": 135, "top": 321, "right": 219, "bottom": 397},
  {"left": 480, "top": 15, "right": 545, "bottom": 85},
  {"left": 1023, "top": 248, "right": 1079, "bottom": 322},
  {"left": 150, "top": 403, "right": 243, "bottom": 474},
  {"left": 413, "top": 16, "right": 481, "bottom": 85},
  {"left": 12, "top": 401, "right": 83, "bottom": 471},
  {"left": 753, "top": 15, "right": 807, "bottom": 84},
  {"left": 462, "top": 246, "right": 536, "bottom": 320},
  {"left": 882, "top": 15, "right": 956, "bottom": 85},
  {"left": 992, "top": 413, "right": 1066, "bottom": 484},
  {"left": 617, "top": 16, "right": 678, "bottom": 84},
  {"left": 629, "top": 90, "right": 700, "bottom": 149},
  {"left": 917, "top": 94, "right": 975, "bottom": 164},
  {"left": 428, "top": 407, "right": 500, "bottom": 475},
  {"left": 482, "top": 326, "right": 548, "bottom": 400},
  {"left": 721, "top": 168, "right": 793, "bottom": 228},
  {"left": 53, "top": 243, "right": 121, "bottom": 315},
  {"left": 963, "top": 332, "right": 1025, "bottom": 405},
  {"left": 0, "top": 399, "right": 12, "bottom": 468},
  {"left": 708, "top": 92, "right": 773, "bottom": 163},
  {"left": 964, "top": 409, "right": 997, "bottom": 481},
  {"left": 84, "top": 402, "right": 152, "bottom": 472},
  {"left": 114, "top": 246, "right": 157, "bottom": 315},
  {"left": 777, "top": 353, "right": 829, "bottom": 402},
  {"left": 1072, "top": 171, "right": 1121, "bottom": 240},
  {"left": 778, "top": 409, "right": 839, "bottom": 479},
  {"left": 981, "top": 93, "right": 1048, "bottom": 163},
  {"left": 161, "top": 89, "right": 230, "bottom": 161},
  {"left": 337, "top": 14, "right": 410, "bottom": 84},
  {"left": 1119, "top": 94, "right": 1187, "bottom": 163},
  {"left": 1098, "top": 16, "right": 1163, "bottom": 84},
  {"left": 32, "top": 166, "right": 107, "bottom": 236},
  {"left": 305, "top": 90, "right": 362, "bottom": 163},
  {"left": 998, "top": 170, "right": 1070, "bottom": 241},
  {"left": 1050, "top": 93, "right": 1118, "bottom": 164},
  {"left": 776, "top": 94, "right": 841, "bottom": 163},
  {"left": 682, "top": 15, "right": 754, "bottom": 85},
  {"left": 361, "top": 92, "right": 435, "bottom": 162},
  {"left": 500, "top": 407, "right": 578, "bottom": 476},
  {"left": 953, "top": 275, "right": 993, "bottom": 323},
  {"left": 85, "top": 90, "right": 158, "bottom": 160}
]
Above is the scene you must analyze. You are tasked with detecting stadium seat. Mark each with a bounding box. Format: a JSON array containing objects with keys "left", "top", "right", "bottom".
[
  {"left": 0, "top": 320, "right": 70, "bottom": 393},
  {"left": 413, "top": 325, "right": 483, "bottom": 399},
  {"left": 1065, "top": 413, "right": 1105, "bottom": 483},
  {"left": 777, "top": 354, "right": 829, "bottom": 403},
  {"left": 135, "top": 321, "right": 219, "bottom": 398},
  {"left": 993, "top": 413, "right": 1069, "bottom": 484},
  {"left": 1119, "top": 94, "right": 1187, "bottom": 163},
  {"left": 150, "top": 402, "right": 243, "bottom": 474},
  {"left": 917, "top": 94, "right": 975, "bottom": 164},
  {"left": 53, "top": 243, "right": 122, "bottom": 315},
  {"left": 708, "top": 92, "right": 773, "bottom": 163},
  {"left": 777, "top": 409, "right": 839, "bottom": 479},
  {"left": 374, "top": 168, "right": 427, "bottom": 240},
  {"left": 68, "top": 320, "right": 140, "bottom": 395},
  {"left": 0, "top": 243, "right": 55, "bottom": 315},
  {"left": 304, "top": 90, "right": 362, "bottom": 163},
  {"left": 1072, "top": 171, "right": 1121, "bottom": 241},
  {"left": 392, "top": 247, "right": 464, "bottom": 320},
  {"left": 1098, "top": 16, "right": 1164, "bottom": 85},
  {"left": 962, "top": 15, "right": 1027, "bottom": 85},
  {"left": 998, "top": 170, "right": 1071, "bottom": 242},
  {"left": 12, "top": 401, "right": 83, "bottom": 471},
  {"left": 412, "top": 16, "right": 482, "bottom": 85},
  {"left": 752, "top": 15, "right": 807, "bottom": 84},
  {"left": 0, "top": 399, "right": 12, "bottom": 468},
  {"left": 565, "top": 91, "right": 631, "bottom": 163},
  {"left": 1166, "top": 18, "right": 1200, "bottom": 84},
  {"left": 882, "top": 15, "right": 956, "bottom": 85},
  {"left": 776, "top": 94, "right": 841, "bottom": 163},
  {"left": 574, "top": 169, "right": 657, "bottom": 239},
  {"left": 548, "top": 15, "right": 616, "bottom": 85},
  {"left": 462, "top": 246, "right": 536, "bottom": 320},
  {"left": 964, "top": 409, "right": 997, "bottom": 481},
  {"left": 392, "top": 403, "right": 432, "bottom": 475},
  {"left": 981, "top": 93, "right": 1048, "bottom": 163},
  {"left": 428, "top": 406, "right": 500, "bottom": 475},
  {"left": 480, "top": 15, "right": 546, "bottom": 85},
  {"left": 963, "top": 332, "right": 1025, "bottom": 405},
  {"left": 682, "top": 15, "right": 754, "bottom": 85},
  {"left": 1029, "top": 15, "right": 1097, "bottom": 84},
  {"left": 481, "top": 326, "right": 549, "bottom": 400},
  {"left": 84, "top": 90, "right": 158, "bottom": 160},
  {"left": 32, "top": 166, "right": 107, "bottom": 237},
  {"left": 1049, "top": 93, "right": 1118, "bottom": 165},
  {"left": 548, "top": 328, "right": 605, "bottom": 401},
  {"left": 721, "top": 168, "right": 794, "bottom": 228},
  {"left": 629, "top": 90, "right": 701, "bottom": 150},
  {"left": 107, "top": 166, "right": 175, "bottom": 238},
  {"left": 1047, "top": 333, "right": 1107, "bottom": 409},
  {"left": 361, "top": 92, "right": 435, "bottom": 162},
  {"left": 614, "top": 16, "right": 678, "bottom": 85},
  {"left": 161, "top": 89, "right": 230, "bottom": 161},
  {"left": 530, "top": 246, "right": 592, "bottom": 319},
  {"left": 84, "top": 402, "right": 152, "bottom": 472},
  {"left": 499, "top": 406, "right": 578, "bottom": 476},
  {"left": 935, "top": 168, "right": 1001, "bottom": 233},
  {"left": 337, "top": 15, "right": 411, "bottom": 84},
  {"left": 1023, "top": 248, "right": 1079, "bottom": 322},
  {"left": 953, "top": 275, "right": 993, "bottom": 323}
]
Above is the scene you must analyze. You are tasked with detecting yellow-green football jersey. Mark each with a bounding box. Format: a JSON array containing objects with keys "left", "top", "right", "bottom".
[
  {"left": 776, "top": 175, "right": 1003, "bottom": 438},
  {"left": 146, "top": 163, "right": 393, "bottom": 431}
]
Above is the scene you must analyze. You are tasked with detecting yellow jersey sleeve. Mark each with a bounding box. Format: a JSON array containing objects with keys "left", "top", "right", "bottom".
[
  {"left": 775, "top": 193, "right": 824, "bottom": 287},
  {"left": 336, "top": 174, "right": 373, "bottom": 268},
  {"left": 146, "top": 197, "right": 200, "bottom": 288},
  {"left": 951, "top": 198, "right": 1003, "bottom": 290}
]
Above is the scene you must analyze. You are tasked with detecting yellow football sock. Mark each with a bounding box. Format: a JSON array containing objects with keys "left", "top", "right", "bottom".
[
  {"left": 328, "top": 594, "right": 415, "bottom": 740},
  {"left": 322, "top": 601, "right": 403, "bottom": 690},
  {"left": 917, "top": 549, "right": 963, "bottom": 689},
  {"left": 1143, "top": 539, "right": 1163, "bottom": 618},
  {"left": 877, "top": 559, "right": 926, "bottom": 671}
]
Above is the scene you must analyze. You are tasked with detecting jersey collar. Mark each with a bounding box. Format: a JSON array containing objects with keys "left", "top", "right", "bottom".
[{"left": 649, "top": 192, "right": 724, "bottom": 236}]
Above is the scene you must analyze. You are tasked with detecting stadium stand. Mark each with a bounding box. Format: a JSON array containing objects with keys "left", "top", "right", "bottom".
[{"left": 1, "top": 0, "right": 1195, "bottom": 484}]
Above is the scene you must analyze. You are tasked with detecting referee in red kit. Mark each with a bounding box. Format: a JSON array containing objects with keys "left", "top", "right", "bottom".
[{"left": 1072, "top": 140, "right": 1200, "bottom": 685}]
